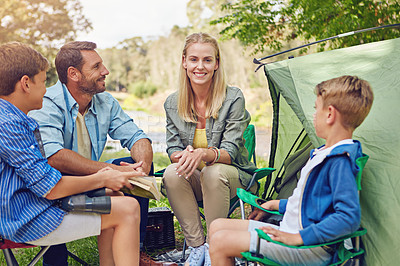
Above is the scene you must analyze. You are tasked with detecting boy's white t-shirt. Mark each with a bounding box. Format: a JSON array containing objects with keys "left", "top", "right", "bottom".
[{"left": 278, "top": 139, "right": 354, "bottom": 234}]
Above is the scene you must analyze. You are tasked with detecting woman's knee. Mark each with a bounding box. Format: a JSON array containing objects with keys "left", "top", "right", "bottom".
[
  {"left": 163, "top": 163, "right": 181, "bottom": 187},
  {"left": 202, "top": 164, "right": 224, "bottom": 177},
  {"left": 201, "top": 164, "right": 227, "bottom": 187}
]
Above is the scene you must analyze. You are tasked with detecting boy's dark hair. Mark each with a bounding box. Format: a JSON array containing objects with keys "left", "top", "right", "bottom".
[
  {"left": 55, "top": 41, "right": 97, "bottom": 84},
  {"left": 315, "top": 75, "right": 374, "bottom": 129},
  {"left": 0, "top": 42, "right": 49, "bottom": 96}
]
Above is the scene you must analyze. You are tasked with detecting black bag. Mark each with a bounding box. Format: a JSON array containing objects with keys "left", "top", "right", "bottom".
[{"left": 143, "top": 207, "right": 175, "bottom": 251}]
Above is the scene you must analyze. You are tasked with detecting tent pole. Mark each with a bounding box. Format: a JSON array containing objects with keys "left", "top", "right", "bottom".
[{"left": 254, "top": 23, "right": 400, "bottom": 72}]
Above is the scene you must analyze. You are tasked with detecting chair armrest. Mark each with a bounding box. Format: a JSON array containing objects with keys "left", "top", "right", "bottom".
[
  {"left": 154, "top": 168, "right": 165, "bottom": 177},
  {"left": 253, "top": 167, "right": 275, "bottom": 179},
  {"left": 245, "top": 167, "right": 275, "bottom": 191},
  {"left": 58, "top": 194, "right": 111, "bottom": 214},
  {"left": 255, "top": 227, "right": 367, "bottom": 249},
  {"left": 251, "top": 167, "right": 276, "bottom": 186},
  {"left": 237, "top": 188, "right": 281, "bottom": 216}
]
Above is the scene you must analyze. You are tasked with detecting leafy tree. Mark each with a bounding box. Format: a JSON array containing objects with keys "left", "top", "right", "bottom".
[
  {"left": 0, "top": 0, "right": 92, "bottom": 83},
  {"left": 212, "top": 0, "right": 400, "bottom": 54},
  {"left": 186, "top": 0, "right": 227, "bottom": 32},
  {"left": 100, "top": 37, "right": 150, "bottom": 91}
]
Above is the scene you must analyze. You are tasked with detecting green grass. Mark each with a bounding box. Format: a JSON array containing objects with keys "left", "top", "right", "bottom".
[{"left": 1, "top": 151, "right": 269, "bottom": 264}]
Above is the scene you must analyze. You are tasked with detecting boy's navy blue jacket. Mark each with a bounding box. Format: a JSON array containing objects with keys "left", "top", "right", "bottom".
[{"left": 279, "top": 140, "right": 363, "bottom": 245}]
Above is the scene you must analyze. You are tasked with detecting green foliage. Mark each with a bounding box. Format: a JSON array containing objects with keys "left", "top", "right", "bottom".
[
  {"left": 100, "top": 37, "right": 150, "bottom": 92},
  {"left": 0, "top": 0, "right": 92, "bottom": 85},
  {"left": 149, "top": 196, "right": 170, "bottom": 209},
  {"left": 128, "top": 81, "right": 158, "bottom": 99},
  {"left": 251, "top": 101, "right": 273, "bottom": 129},
  {"left": 186, "top": 0, "right": 228, "bottom": 32},
  {"left": 211, "top": 0, "right": 288, "bottom": 53},
  {"left": 212, "top": 0, "right": 400, "bottom": 54},
  {"left": 153, "top": 153, "right": 171, "bottom": 170},
  {"left": 65, "top": 237, "right": 100, "bottom": 265},
  {"left": 289, "top": 0, "right": 400, "bottom": 51}
]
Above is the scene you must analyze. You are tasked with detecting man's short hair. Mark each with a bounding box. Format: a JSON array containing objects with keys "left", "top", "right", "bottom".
[
  {"left": 315, "top": 75, "right": 374, "bottom": 129},
  {"left": 55, "top": 41, "right": 97, "bottom": 84},
  {"left": 0, "top": 42, "right": 49, "bottom": 96}
]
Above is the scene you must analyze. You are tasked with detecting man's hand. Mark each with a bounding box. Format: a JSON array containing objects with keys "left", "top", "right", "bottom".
[
  {"left": 260, "top": 226, "right": 304, "bottom": 246},
  {"left": 110, "top": 161, "right": 146, "bottom": 176},
  {"left": 130, "top": 138, "right": 153, "bottom": 175},
  {"left": 119, "top": 161, "right": 146, "bottom": 174},
  {"left": 248, "top": 200, "right": 280, "bottom": 220}
]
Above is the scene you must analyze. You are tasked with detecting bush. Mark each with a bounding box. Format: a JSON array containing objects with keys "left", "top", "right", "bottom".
[{"left": 128, "top": 81, "right": 158, "bottom": 99}]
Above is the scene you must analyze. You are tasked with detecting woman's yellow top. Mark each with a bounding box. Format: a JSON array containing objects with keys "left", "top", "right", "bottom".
[{"left": 193, "top": 128, "right": 207, "bottom": 170}]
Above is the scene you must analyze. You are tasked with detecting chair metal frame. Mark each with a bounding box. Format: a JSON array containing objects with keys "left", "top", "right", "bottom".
[{"left": 0, "top": 238, "right": 88, "bottom": 266}]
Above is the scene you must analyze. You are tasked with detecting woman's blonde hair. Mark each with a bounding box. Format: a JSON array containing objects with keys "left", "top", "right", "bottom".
[{"left": 178, "top": 32, "right": 227, "bottom": 123}]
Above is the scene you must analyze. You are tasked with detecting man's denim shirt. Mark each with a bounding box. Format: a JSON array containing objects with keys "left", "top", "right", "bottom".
[
  {"left": 29, "top": 81, "right": 150, "bottom": 161},
  {"left": 164, "top": 86, "right": 257, "bottom": 187}
]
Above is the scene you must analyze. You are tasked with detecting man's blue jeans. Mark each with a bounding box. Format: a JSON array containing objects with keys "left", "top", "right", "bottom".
[{"left": 43, "top": 157, "right": 151, "bottom": 266}]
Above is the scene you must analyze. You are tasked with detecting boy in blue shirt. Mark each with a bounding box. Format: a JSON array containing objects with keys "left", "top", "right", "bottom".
[
  {"left": 207, "top": 75, "right": 374, "bottom": 266},
  {"left": 0, "top": 42, "right": 142, "bottom": 265}
]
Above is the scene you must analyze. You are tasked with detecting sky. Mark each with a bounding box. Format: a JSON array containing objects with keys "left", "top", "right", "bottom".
[{"left": 76, "top": 0, "right": 191, "bottom": 49}]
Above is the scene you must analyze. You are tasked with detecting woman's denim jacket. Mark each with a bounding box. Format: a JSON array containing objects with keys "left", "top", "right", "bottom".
[{"left": 164, "top": 86, "right": 257, "bottom": 187}]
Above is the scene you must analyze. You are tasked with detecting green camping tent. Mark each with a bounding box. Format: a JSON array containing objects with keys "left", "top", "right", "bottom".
[{"left": 263, "top": 37, "right": 400, "bottom": 266}]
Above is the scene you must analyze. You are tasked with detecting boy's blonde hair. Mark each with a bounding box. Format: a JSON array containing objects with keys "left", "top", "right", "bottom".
[
  {"left": 0, "top": 42, "right": 49, "bottom": 96},
  {"left": 315, "top": 75, "right": 374, "bottom": 129},
  {"left": 178, "top": 32, "right": 227, "bottom": 123}
]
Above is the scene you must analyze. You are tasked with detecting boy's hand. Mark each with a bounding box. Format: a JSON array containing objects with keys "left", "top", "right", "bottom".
[
  {"left": 105, "top": 188, "right": 124, "bottom": 196},
  {"left": 260, "top": 226, "right": 304, "bottom": 246},
  {"left": 261, "top": 200, "right": 280, "bottom": 210},
  {"left": 248, "top": 208, "right": 267, "bottom": 220},
  {"left": 248, "top": 200, "right": 280, "bottom": 220},
  {"left": 99, "top": 169, "right": 136, "bottom": 192}
]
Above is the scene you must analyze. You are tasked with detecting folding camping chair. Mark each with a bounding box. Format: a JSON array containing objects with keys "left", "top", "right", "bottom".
[
  {"left": 155, "top": 124, "right": 275, "bottom": 261},
  {"left": 237, "top": 154, "right": 369, "bottom": 266},
  {"left": 0, "top": 239, "right": 88, "bottom": 266}
]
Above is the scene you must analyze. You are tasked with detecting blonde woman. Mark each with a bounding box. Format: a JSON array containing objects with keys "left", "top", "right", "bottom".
[{"left": 163, "top": 32, "right": 257, "bottom": 266}]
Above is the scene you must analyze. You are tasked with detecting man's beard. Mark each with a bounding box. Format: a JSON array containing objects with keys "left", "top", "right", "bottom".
[{"left": 78, "top": 75, "right": 106, "bottom": 95}]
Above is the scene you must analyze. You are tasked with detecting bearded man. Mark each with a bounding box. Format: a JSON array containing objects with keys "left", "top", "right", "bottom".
[{"left": 29, "top": 41, "right": 155, "bottom": 266}]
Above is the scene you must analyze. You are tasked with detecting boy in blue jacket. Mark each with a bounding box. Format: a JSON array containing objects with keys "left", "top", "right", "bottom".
[{"left": 207, "top": 75, "right": 374, "bottom": 266}]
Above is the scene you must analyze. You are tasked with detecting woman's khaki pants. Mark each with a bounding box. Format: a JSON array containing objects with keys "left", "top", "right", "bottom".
[{"left": 163, "top": 163, "right": 256, "bottom": 247}]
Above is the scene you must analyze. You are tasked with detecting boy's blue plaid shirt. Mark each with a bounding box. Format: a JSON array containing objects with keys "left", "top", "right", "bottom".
[{"left": 0, "top": 98, "right": 65, "bottom": 243}]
